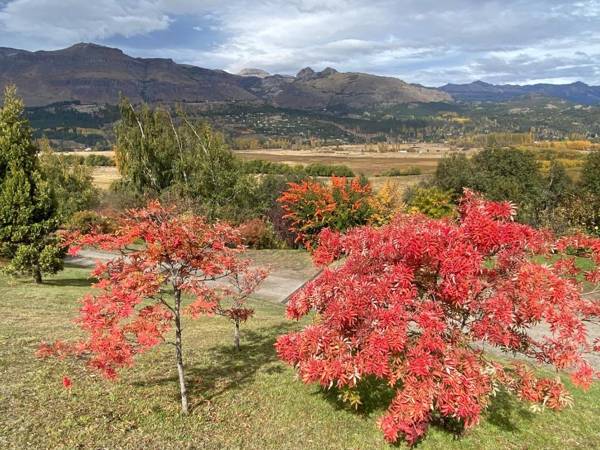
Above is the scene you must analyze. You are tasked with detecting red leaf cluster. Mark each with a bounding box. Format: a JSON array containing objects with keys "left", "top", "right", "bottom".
[
  {"left": 40, "top": 201, "right": 267, "bottom": 379},
  {"left": 276, "top": 191, "right": 600, "bottom": 445}
]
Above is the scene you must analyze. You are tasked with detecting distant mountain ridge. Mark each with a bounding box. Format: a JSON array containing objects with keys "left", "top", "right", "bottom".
[
  {"left": 0, "top": 43, "right": 449, "bottom": 109},
  {"left": 441, "top": 80, "right": 600, "bottom": 105}
]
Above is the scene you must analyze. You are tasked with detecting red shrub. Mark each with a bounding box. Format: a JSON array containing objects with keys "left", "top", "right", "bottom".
[
  {"left": 238, "top": 218, "right": 281, "bottom": 249},
  {"left": 276, "top": 191, "right": 600, "bottom": 445}
]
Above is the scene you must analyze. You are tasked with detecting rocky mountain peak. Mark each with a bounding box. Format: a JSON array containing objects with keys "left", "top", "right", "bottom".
[
  {"left": 296, "top": 67, "right": 316, "bottom": 80},
  {"left": 0, "top": 43, "right": 454, "bottom": 108},
  {"left": 318, "top": 67, "right": 338, "bottom": 77}
]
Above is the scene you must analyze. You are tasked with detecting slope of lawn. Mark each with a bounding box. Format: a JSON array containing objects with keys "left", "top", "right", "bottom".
[{"left": 1, "top": 267, "right": 599, "bottom": 449}]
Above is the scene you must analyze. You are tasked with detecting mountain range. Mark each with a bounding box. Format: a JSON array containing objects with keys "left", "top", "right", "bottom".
[
  {"left": 440, "top": 80, "right": 600, "bottom": 105},
  {"left": 1, "top": 43, "right": 599, "bottom": 110},
  {"left": 0, "top": 43, "right": 449, "bottom": 109}
]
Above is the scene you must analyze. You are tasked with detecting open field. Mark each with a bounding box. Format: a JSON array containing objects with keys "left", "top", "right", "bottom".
[
  {"left": 1, "top": 263, "right": 600, "bottom": 449},
  {"left": 234, "top": 145, "right": 467, "bottom": 177},
  {"left": 88, "top": 166, "right": 428, "bottom": 193},
  {"left": 91, "top": 166, "right": 120, "bottom": 189},
  {"left": 86, "top": 151, "right": 438, "bottom": 191},
  {"left": 73, "top": 144, "right": 590, "bottom": 192}
]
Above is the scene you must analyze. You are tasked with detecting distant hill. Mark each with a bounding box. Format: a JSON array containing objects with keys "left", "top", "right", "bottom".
[
  {"left": 0, "top": 43, "right": 450, "bottom": 109},
  {"left": 243, "top": 67, "right": 451, "bottom": 111},
  {"left": 441, "top": 80, "right": 600, "bottom": 105}
]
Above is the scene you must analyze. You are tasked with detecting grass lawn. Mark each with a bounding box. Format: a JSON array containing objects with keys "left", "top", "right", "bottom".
[{"left": 1, "top": 267, "right": 599, "bottom": 449}]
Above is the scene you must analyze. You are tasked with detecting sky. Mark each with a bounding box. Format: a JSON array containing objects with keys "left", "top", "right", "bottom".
[{"left": 1, "top": 0, "right": 600, "bottom": 86}]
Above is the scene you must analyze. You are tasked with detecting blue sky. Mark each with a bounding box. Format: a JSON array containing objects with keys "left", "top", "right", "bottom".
[{"left": 1, "top": 0, "right": 599, "bottom": 86}]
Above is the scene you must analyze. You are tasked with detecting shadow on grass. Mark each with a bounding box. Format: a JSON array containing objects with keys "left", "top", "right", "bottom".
[
  {"left": 320, "top": 376, "right": 396, "bottom": 416},
  {"left": 133, "top": 322, "right": 297, "bottom": 412},
  {"left": 320, "top": 379, "right": 536, "bottom": 444},
  {"left": 484, "top": 389, "right": 535, "bottom": 432},
  {"left": 44, "top": 278, "right": 95, "bottom": 287}
]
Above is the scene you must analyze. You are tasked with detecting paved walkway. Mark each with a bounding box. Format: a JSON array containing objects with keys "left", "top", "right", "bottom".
[
  {"left": 66, "top": 249, "right": 319, "bottom": 304},
  {"left": 67, "top": 249, "right": 600, "bottom": 370}
]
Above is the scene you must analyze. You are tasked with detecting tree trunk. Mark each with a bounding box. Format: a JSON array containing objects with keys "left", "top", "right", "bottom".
[
  {"left": 234, "top": 319, "right": 240, "bottom": 351},
  {"left": 33, "top": 264, "right": 42, "bottom": 284},
  {"left": 174, "top": 289, "right": 189, "bottom": 414}
]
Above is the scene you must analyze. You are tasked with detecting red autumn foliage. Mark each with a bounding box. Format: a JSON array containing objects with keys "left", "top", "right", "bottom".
[
  {"left": 62, "top": 376, "right": 72, "bottom": 390},
  {"left": 237, "top": 218, "right": 280, "bottom": 249},
  {"left": 276, "top": 191, "right": 600, "bottom": 445},
  {"left": 277, "top": 176, "right": 374, "bottom": 249},
  {"left": 40, "top": 201, "right": 267, "bottom": 413}
]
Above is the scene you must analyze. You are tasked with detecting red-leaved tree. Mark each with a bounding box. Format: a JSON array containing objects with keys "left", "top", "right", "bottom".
[
  {"left": 39, "top": 202, "right": 267, "bottom": 413},
  {"left": 276, "top": 191, "right": 600, "bottom": 445}
]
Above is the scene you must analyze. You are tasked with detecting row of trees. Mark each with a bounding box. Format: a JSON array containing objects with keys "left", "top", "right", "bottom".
[{"left": 431, "top": 147, "right": 600, "bottom": 233}]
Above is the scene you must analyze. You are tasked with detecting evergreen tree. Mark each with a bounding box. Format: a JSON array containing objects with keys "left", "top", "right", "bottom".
[
  {"left": 580, "top": 150, "right": 600, "bottom": 196},
  {"left": 0, "top": 86, "right": 61, "bottom": 283}
]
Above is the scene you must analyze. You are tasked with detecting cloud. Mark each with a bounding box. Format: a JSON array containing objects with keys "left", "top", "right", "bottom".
[
  {"left": 1, "top": 0, "right": 600, "bottom": 85},
  {"left": 0, "top": 0, "right": 171, "bottom": 45}
]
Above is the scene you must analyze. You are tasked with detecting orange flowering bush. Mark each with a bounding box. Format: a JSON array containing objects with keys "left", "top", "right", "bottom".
[{"left": 277, "top": 176, "right": 375, "bottom": 248}]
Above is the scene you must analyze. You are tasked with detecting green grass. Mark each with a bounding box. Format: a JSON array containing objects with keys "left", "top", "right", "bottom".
[{"left": 1, "top": 267, "right": 599, "bottom": 449}]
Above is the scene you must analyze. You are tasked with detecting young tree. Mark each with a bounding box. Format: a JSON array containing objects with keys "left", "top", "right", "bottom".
[
  {"left": 0, "top": 86, "right": 60, "bottom": 283},
  {"left": 40, "top": 202, "right": 267, "bottom": 413},
  {"left": 276, "top": 191, "right": 600, "bottom": 445},
  {"left": 37, "top": 138, "right": 99, "bottom": 220}
]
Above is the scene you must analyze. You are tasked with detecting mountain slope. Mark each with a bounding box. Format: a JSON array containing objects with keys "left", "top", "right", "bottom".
[
  {"left": 0, "top": 43, "right": 451, "bottom": 109},
  {"left": 441, "top": 80, "right": 600, "bottom": 105},
  {"left": 0, "top": 43, "right": 260, "bottom": 106}
]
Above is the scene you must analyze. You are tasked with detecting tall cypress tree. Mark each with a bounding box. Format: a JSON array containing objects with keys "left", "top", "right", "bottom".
[{"left": 0, "top": 86, "right": 61, "bottom": 283}]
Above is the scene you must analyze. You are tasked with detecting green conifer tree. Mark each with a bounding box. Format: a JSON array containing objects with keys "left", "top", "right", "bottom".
[{"left": 0, "top": 86, "right": 61, "bottom": 283}]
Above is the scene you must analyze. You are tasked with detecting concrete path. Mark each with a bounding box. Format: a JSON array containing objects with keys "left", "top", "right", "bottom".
[
  {"left": 66, "top": 249, "right": 319, "bottom": 304},
  {"left": 66, "top": 249, "right": 600, "bottom": 370}
]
